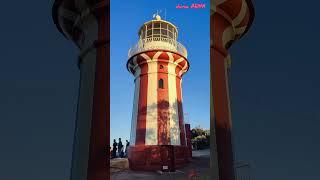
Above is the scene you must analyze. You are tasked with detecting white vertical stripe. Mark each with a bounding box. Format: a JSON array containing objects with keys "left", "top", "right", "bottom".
[
  {"left": 181, "top": 79, "right": 187, "bottom": 146},
  {"left": 145, "top": 53, "right": 161, "bottom": 145},
  {"left": 140, "top": 53, "right": 151, "bottom": 62},
  {"left": 133, "top": 56, "right": 138, "bottom": 66},
  {"left": 182, "top": 62, "right": 188, "bottom": 71},
  {"left": 175, "top": 57, "right": 185, "bottom": 65},
  {"left": 128, "top": 56, "right": 137, "bottom": 71},
  {"left": 232, "top": 0, "right": 247, "bottom": 27},
  {"left": 168, "top": 62, "right": 180, "bottom": 145},
  {"left": 133, "top": 62, "right": 141, "bottom": 79},
  {"left": 71, "top": 50, "right": 96, "bottom": 180},
  {"left": 166, "top": 52, "right": 174, "bottom": 63},
  {"left": 130, "top": 66, "right": 141, "bottom": 146},
  {"left": 65, "top": 9, "right": 98, "bottom": 180}
]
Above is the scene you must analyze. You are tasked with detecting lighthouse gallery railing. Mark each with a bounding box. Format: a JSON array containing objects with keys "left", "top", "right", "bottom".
[{"left": 128, "top": 37, "right": 188, "bottom": 58}]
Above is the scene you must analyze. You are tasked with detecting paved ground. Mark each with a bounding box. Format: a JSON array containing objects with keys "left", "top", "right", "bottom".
[
  {"left": 111, "top": 149, "right": 210, "bottom": 180},
  {"left": 191, "top": 149, "right": 210, "bottom": 157}
]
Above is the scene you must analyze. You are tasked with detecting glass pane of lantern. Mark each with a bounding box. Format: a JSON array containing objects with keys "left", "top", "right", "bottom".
[
  {"left": 154, "top": 22, "right": 160, "bottom": 28},
  {"left": 154, "top": 29, "right": 160, "bottom": 34},
  {"left": 161, "top": 29, "right": 167, "bottom": 36},
  {"left": 161, "top": 23, "right": 167, "bottom": 29}
]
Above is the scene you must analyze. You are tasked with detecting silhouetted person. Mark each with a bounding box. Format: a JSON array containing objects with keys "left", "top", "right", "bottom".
[
  {"left": 112, "top": 139, "right": 117, "bottom": 158},
  {"left": 118, "top": 138, "right": 123, "bottom": 158},
  {"left": 125, "top": 140, "right": 130, "bottom": 157}
]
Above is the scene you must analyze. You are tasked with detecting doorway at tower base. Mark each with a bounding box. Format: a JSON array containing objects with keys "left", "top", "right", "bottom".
[{"left": 128, "top": 145, "right": 191, "bottom": 171}]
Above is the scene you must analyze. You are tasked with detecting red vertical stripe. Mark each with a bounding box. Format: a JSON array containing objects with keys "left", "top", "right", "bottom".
[
  {"left": 212, "top": 49, "right": 235, "bottom": 180},
  {"left": 157, "top": 56, "right": 170, "bottom": 145},
  {"left": 135, "top": 60, "right": 148, "bottom": 146},
  {"left": 87, "top": 1, "right": 109, "bottom": 180}
]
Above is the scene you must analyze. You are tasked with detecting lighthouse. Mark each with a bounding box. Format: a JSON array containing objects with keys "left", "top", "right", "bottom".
[{"left": 127, "top": 14, "right": 190, "bottom": 171}]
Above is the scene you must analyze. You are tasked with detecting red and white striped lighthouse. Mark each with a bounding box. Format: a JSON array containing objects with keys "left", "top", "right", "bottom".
[{"left": 127, "top": 15, "right": 190, "bottom": 171}]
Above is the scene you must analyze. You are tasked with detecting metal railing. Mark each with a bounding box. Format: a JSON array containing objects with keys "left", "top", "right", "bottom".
[{"left": 128, "top": 37, "right": 188, "bottom": 58}]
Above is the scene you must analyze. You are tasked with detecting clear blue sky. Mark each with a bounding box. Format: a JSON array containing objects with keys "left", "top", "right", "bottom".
[{"left": 110, "top": 0, "right": 210, "bottom": 143}]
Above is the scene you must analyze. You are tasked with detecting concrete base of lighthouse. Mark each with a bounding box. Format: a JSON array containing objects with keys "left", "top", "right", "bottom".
[{"left": 128, "top": 145, "right": 191, "bottom": 171}]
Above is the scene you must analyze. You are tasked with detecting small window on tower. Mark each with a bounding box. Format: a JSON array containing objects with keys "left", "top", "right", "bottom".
[
  {"left": 159, "top": 79, "right": 164, "bottom": 89},
  {"left": 160, "top": 65, "right": 164, "bottom": 69}
]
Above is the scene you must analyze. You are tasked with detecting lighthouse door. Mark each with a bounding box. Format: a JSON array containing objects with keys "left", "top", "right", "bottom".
[{"left": 160, "top": 145, "right": 175, "bottom": 172}]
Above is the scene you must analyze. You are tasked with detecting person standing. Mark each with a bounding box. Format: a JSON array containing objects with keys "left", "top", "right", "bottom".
[
  {"left": 125, "top": 140, "right": 130, "bottom": 157},
  {"left": 118, "top": 138, "right": 123, "bottom": 158},
  {"left": 112, "top": 139, "right": 117, "bottom": 158}
]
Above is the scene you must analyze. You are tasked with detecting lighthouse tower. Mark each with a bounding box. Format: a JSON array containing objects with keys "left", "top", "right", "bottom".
[
  {"left": 127, "top": 15, "right": 190, "bottom": 171},
  {"left": 52, "top": 1, "right": 109, "bottom": 180},
  {"left": 211, "top": 0, "right": 255, "bottom": 179}
]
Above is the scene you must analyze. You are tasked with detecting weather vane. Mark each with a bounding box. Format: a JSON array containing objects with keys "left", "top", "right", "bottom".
[{"left": 152, "top": 9, "right": 167, "bottom": 20}]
